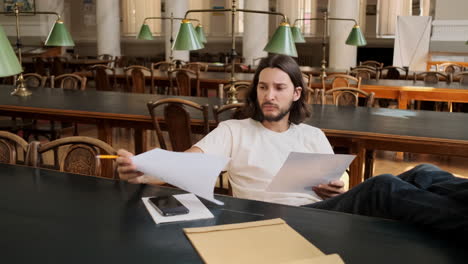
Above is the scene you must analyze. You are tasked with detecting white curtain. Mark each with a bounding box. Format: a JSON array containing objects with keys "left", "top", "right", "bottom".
[{"left": 393, "top": 16, "right": 432, "bottom": 71}]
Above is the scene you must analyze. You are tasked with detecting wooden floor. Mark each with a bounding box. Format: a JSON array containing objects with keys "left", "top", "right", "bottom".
[{"left": 59, "top": 124, "right": 468, "bottom": 180}]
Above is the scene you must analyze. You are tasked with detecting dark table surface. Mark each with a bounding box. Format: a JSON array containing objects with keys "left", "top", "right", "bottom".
[
  {"left": 0, "top": 163, "right": 465, "bottom": 264},
  {"left": 2, "top": 86, "right": 468, "bottom": 142}
]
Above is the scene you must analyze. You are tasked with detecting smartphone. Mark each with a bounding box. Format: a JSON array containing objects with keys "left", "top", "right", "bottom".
[{"left": 148, "top": 195, "right": 189, "bottom": 216}]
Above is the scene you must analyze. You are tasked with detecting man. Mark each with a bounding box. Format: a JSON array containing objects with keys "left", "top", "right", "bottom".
[{"left": 118, "top": 55, "right": 467, "bottom": 235}]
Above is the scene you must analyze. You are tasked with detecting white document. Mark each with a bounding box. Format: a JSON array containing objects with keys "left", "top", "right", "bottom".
[
  {"left": 132, "top": 148, "right": 229, "bottom": 205},
  {"left": 142, "top": 193, "right": 214, "bottom": 224},
  {"left": 265, "top": 153, "right": 355, "bottom": 194}
]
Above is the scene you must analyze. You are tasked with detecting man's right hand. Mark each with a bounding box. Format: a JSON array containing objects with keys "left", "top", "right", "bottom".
[{"left": 116, "top": 149, "right": 146, "bottom": 184}]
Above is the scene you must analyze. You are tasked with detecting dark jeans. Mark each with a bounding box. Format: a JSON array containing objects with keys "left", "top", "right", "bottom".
[{"left": 304, "top": 164, "right": 468, "bottom": 234}]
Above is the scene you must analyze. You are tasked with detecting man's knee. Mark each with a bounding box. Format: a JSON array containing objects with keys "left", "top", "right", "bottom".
[{"left": 413, "top": 163, "right": 441, "bottom": 172}]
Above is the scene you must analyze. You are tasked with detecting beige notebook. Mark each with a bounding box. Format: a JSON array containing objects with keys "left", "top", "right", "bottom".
[{"left": 184, "top": 218, "right": 344, "bottom": 264}]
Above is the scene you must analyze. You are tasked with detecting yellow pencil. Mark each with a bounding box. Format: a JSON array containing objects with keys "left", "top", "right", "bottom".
[{"left": 96, "top": 155, "right": 119, "bottom": 159}]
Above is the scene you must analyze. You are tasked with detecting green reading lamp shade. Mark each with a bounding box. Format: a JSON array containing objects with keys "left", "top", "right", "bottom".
[
  {"left": 0, "top": 25, "right": 22, "bottom": 77},
  {"left": 195, "top": 24, "right": 207, "bottom": 44},
  {"left": 264, "top": 22, "right": 298, "bottom": 57},
  {"left": 291, "top": 26, "right": 305, "bottom": 43},
  {"left": 137, "top": 24, "right": 154, "bottom": 40},
  {"left": 173, "top": 20, "right": 204, "bottom": 50},
  {"left": 45, "top": 20, "right": 75, "bottom": 47},
  {"left": 345, "top": 25, "right": 367, "bottom": 46}
]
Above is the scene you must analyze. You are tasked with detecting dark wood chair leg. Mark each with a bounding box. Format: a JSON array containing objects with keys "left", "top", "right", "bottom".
[{"left": 364, "top": 149, "right": 375, "bottom": 180}]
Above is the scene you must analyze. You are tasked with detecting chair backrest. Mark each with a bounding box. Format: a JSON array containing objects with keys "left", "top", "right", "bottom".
[
  {"left": 0, "top": 131, "right": 30, "bottom": 165},
  {"left": 124, "top": 65, "right": 152, "bottom": 93},
  {"left": 302, "top": 72, "right": 313, "bottom": 87},
  {"left": 322, "top": 74, "right": 362, "bottom": 90},
  {"left": 147, "top": 98, "right": 209, "bottom": 152},
  {"left": 51, "top": 74, "right": 87, "bottom": 90},
  {"left": 168, "top": 68, "right": 200, "bottom": 96},
  {"left": 436, "top": 63, "right": 464, "bottom": 74},
  {"left": 185, "top": 62, "right": 208, "bottom": 72},
  {"left": 414, "top": 71, "right": 449, "bottom": 83},
  {"left": 359, "top": 60, "right": 383, "bottom": 69},
  {"left": 454, "top": 72, "right": 468, "bottom": 85},
  {"left": 13, "top": 73, "right": 47, "bottom": 88},
  {"left": 380, "top": 66, "right": 409, "bottom": 80},
  {"left": 212, "top": 103, "right": 247, "bottom": 124},
  {"left": 172, "top": 59, "right": 186, "bottom": 68},
  {"left": 89, "top": 64, "right": 116, "bottom": 91},
  {"left": 151, "top": 61, "right": 175, "bottom": 72},
  {"left": 28, "top": 136, "right": 117, "bottom": 178},
  {"left": 114, "top": 56, "right": 129, "bottom": 68},
  {"left": 218, "top": 81, "right": 251, "bottom": 100},
  {"left": 320, "top": 87, "right": 375, "bottom": 107},
  {"left": 348, "top": 67, "right": 378, "bottom": 80}
]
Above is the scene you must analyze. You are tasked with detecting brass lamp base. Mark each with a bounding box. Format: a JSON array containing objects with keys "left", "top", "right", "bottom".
[{"left": 11, "top": 85, "right": 32, "bottom": 96}]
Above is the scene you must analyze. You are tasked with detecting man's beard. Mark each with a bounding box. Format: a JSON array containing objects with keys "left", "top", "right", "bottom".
[{"left": 260, "top": 102, "right": 293, "bottom": 122}]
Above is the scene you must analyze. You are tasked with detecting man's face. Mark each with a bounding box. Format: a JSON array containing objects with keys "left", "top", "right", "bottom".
[{"left": 257, "top": 67, "right": 302, "bottom": 122}]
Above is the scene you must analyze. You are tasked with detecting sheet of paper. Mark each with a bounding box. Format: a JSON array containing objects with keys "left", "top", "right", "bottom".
[
  {"left": 265, "top": 152, "right": 355, "bottom": 194},
  {"left": 132, "top": 148, "right": 229, "bottom": 205},
  {"left": 142, "top": 193, "right": 214, "bottom": 224}
]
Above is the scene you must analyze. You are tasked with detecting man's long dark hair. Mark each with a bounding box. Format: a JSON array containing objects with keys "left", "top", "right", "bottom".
[{"left": 244, "top": 54, "right": 310, "bottom": 124}]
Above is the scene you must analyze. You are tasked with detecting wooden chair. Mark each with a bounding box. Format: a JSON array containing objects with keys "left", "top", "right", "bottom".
[
  {"left": 0, "top": 131, "right": 30, "bottom": 165},
  {"left": 89, "top": 65, "right": 116, "bottom": 91},
  {"left": 212, "top": 103, "right": 246, "bottom": 125},
  {"left": 359, "top": 60, "right": 383, "bottom": 70},
  {"left": 114, "top": 55, "right": 129, "bottom": 68},
  {"left": 320, "top": 87, "right": 375, "bottom": 107},
  {"left": 168, "top": 68, "right": 200, "bottom": 96},
  {"left": 322, "top": 74, "right": 362, "bottom": 90},
  {"left": 348, "top": 67, "right": 379, "bottom": 80},
  {"left": 380, "top": 66, "right": 409, "bottom": 80},
  {"left": 413, "top": 71, "right": 450, "bottom": 83},
  {"left": 152, "top": 61, "right": 174, "bottom": 72},
  {"left": 184, "top": 62, "right": 208, "bottom": 72},
  {"left": 218, "top": 81, "right": 251, "bottom": 101},
  {"left": 124, "top": 65, "right": 152, "bottom": 93},
  {"left": 151, "top": 62, "right": 174, "bottom": 94},
  {"left": 97, "top": 54, "right": 114, "bottom": 67},
  {"left": 436, "top": 63, "right": 465, "bottom": 74},
  {"left": 172, "top": 59, "right": 186, "bottom": 69},
  {"left": 302, "top": 72, "right": 313, "bottom": 87},
  {"left": 147, "top": 98, "right": 209, "bottom": 152},
  {"left": 51, "top": 73, "right": 87, "bottom": 90},
  {"left": 454, "top": 72, "right": 468, "bottom": 85},
  {"left": 28, "top": 136, "right": 117, "bottom": 178},
  {"left": 316, "top": 87, "right": 376, "bottom": 179}
]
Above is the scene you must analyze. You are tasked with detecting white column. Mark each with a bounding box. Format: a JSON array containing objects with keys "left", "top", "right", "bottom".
[
  {"left": 328, "top": 0, "right": 360, "bottom": 69},
  {"left": 37, "top": 0, "right": 65, "bottom": 39},
  {"left": 242, "top": 0, "right": 268, "bottom": 66},
  {"left": 165, "top": 0, "right": 189, "bottom": 62},
  {"left": 96, "top": 0, "right": 121, "bottom": 57}
]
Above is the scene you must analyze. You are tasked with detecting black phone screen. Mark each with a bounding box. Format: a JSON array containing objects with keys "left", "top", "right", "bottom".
[{"left": 149, "top": 195, "right": 189, "bottom": 216}]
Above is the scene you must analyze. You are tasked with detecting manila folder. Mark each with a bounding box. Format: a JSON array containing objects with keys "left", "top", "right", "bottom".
[{"left": 184, "top": 218, "right": 344, "bottom": 264}]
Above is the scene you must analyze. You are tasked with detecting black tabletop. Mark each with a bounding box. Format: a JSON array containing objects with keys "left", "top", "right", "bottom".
[{"left": 0, "top": 163, "right": 465, "bottom": 264}]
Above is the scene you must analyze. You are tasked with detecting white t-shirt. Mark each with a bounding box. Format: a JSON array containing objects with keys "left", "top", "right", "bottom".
[{"left": 194, "top": 118, "right": 348, "bottom": 206}]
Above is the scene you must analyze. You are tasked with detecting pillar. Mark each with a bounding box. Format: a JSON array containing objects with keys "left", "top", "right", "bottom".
[
  {"left": 329, "top": 0, "right": 360, "bottom": 69},
  {"left": 242, "top": 0, "right": 268, "bottom": 66},
  {"left": 96, "top": 0, "right": 121, "bottom": 57},
  {"left": 165, "top": 0, "right": 189, "bottom": 62}
]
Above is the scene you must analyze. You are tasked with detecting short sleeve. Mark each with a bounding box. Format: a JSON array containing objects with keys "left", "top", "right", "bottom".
[
  {"left": 193, "top": 121, "right": 233, "bottom": 158},
  {"left": 316, "top": 129, "right": 334, "bottom": 154}
]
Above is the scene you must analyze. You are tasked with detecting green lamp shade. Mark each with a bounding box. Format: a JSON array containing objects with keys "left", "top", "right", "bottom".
[
  {"left": 173, "top": 20, "right": 204, "bottom": 50},
  {"left": 45, "top": 20, "right": 75, "bottom": 47},
  {"left": 0, "top": 25, "right": 22, "bottom": 77},
  {"left": 264, "top": 22, "right": 298, "bottom": 57},
  {"left": 345, "top": 25, "right": 367, "bottom": 46},
  {"left": 291, "top": 26, "right": 305, "bottom": 43},
  {"left": 137, "top": 24, "right": 154, "bottom": 40},
  {"left": 195, "top": 25, "right": 207, "bottom": 44}
]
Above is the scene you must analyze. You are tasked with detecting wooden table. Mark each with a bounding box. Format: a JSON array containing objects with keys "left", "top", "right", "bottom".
[
  {"left": 1, "top": 163, "right": 465, "bottom": 264},
  {"left": 2, "top": 85, "right": 468, "bottom": 187},
  {"left": 312, "top": 79, "right": 468, "bottom": 109}
]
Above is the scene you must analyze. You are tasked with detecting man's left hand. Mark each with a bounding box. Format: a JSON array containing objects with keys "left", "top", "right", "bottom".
[{"left": 312, "top": 180, "right": 345, "bottom": 200}]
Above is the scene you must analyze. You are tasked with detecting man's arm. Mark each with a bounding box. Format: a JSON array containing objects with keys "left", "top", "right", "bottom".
[{"left": 117, "top": 146, "right": 204, "bottom": 184}]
